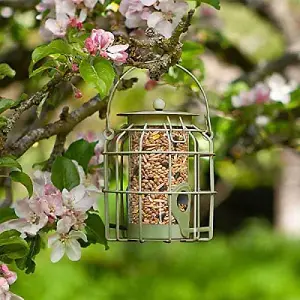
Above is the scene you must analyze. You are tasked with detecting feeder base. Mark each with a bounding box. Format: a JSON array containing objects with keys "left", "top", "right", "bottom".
[{"left": 127, "top": 223, "right": 185, "bottom": 240}]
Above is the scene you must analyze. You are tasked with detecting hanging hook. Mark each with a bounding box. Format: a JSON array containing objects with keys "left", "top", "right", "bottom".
[{"left": 104, "top": 64, "right": 212, "bottom": 139}]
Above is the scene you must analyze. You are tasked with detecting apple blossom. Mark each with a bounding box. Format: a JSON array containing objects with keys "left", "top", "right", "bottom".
[
  {"left": 0, "top": 198, "right": 48, "bottom": 236},
  {"left": 45, "top": 13, "right": 70, "bottom": 37},
  {"left": 0, "top": 266, "right": 23, "bottom": 299},
  {"left": 62, "top": 184, "right": 95, "bottom": 212},
  {"left": 266, "top": 73, "right": 297, "bottom": 104},
  {"left": 77, "top": 132, "right": 105, "bottom": 192},
  {"left": 146, "top": 0, "right": 188, "bottom": 38},
  {"left": 84, "top": 29, "right": 129, "bottom": 64},
  {"left": 36, "top": 0, "right": 55, "bottom": 13},
  {"left": 232, "top": 74, "right": 298, "bottom": 108},
  {"left": 119, "top": 0, "right": 150, "bottom": 28},
  {"left": 0, "top": 265, "right": 17, "bottom": 286},
  {"left": 48, "top": 227, "right": 87, "bottom": 263}
]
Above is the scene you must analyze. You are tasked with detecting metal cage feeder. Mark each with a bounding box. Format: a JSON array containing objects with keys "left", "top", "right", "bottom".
[{"left": 103, "top": 64, "right": 215, "bottom": 242}]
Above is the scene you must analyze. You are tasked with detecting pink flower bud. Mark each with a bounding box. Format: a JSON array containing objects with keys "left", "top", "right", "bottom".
[
  {"left": 145, "top": 79, "right": 158, "bottom": 91},
  {"left": 74, "top": 89, "right": 83, "bottom": 99},
  {"left": 72, "top": 64, "right": 79, "bottom": 72}
]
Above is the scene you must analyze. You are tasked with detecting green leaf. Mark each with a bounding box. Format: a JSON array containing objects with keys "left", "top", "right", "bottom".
[
  {"left": 15, "top": 234, "right": 44, "bottom": 274},
  {"left": 0, "top": 98, "right": 16, "bottom": 114},
  {"left": 0, "top": 230, "right": 29, "bottom": 261},
  {"left": 29, "top": 59, "right": 60, "bottom": 78},
  {"left": 64, "top": 139, "right": 97, "bottom": 173},
  {"left": 32, "top": 160, "right": 48, "bottom": 169},
  {"left": 0, "top": 208, "right": 17, "bottom": 224},
  {"left": 196, "top": 0, "right": 220, "bottom": 9},
  {"left": 79, "top": 58, "right": 115, "bottom": 98},
  {"left": 10, "top": 171, "right": 33, "bottom": 197},
  {"left": 84, "top": 213, "right": 109, "bottom": 250},
  {"left": 0, "top": 63, "right": 16, "bottom": 79},
  {"left": 0, "top": 156, "right": 22, "bottom": 171},
  {"left": 51, "top": 156, "right": 80, "bottom": 191},
  {"left": 31, "top": 39, "right": 73, "bottom": 71}
]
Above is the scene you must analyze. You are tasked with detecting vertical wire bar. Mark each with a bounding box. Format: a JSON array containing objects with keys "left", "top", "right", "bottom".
[
  {"left": 196, "top": 137, "right": 201, "bottom": 240},
  {"left": 120, "top": 138, "right": 125, "bottom": 239},
  {"left": 138, "top": 124, "right": 148, "bottom": 242},
  {"left": 104, "top": 140, "right": 110, "bottom": 240},
  {"left": 167, "top": 116, "right": 187, "bottom": 143},
  {"left": 203, "top": 132, "right": 215, "bottom": 240},
  {"left": 188, "top": 131, "right": 198, "bottom": 240},
  {"left": 163, "top": 122, "right": 172, "bottom": 242},
  {"left": 115, "top": 130, "right": 128, "bottom": 240}
]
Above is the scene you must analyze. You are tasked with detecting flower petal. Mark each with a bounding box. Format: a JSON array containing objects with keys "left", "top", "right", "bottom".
[
  {"left": 78, "top": 8, "right": 87, "bottom": 22},
  {"left": 107, "top": 44, "right": 129, "bottom": 53},
  {"left": 13, "top": 199, "right": 31, "bottom": 219},
  {"left": 147, "top": 12, "right": 163, "bottom": 28},
  {"left": 50, "top": 240, "right": 65, "bottom": 263},
  {"left": 10, "top": 293, "right": 24, "bottom": 300},
  {"left": 57, "top": 216, "right": 73, "bottom": 234},
  {"left": 140, "top": 0, "right": 156, "bottom": 6},
  {"left": 154, "top": 20, "right": 173, "bottom": 38},
  {"left": 48, "top": 233, "right": 60, "bottom": 248},
  {"left": 69, "top": 230, "right": 88, "bottom": 242},
  {"left": 84, "top": 0, "right": 98, "bottom": 9},
  {"left": 65, "top": 239, "right": 81, "bottom": 261}
]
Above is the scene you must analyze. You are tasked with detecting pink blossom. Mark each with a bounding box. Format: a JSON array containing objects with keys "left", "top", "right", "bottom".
[
  {"left": 85, "top": 29, "right": 129, "bottom": 64},
  {"left": 40, "top": 194, "right": 65, "bottom": 218},
  {"left": 146, "top": 0, "right": 188, "bottom": 38},
  {"left": 232, "top": 90, "right": 255, "bottom": 108},
  {"left": 0, "top": 198, "right": 48, "bottom": 236},
  {"left": 32, "top": 171, "right": 64, "bottom": 219},
  {"left": 62, "top": 185, "right": 95, "bottom": 212},
  {"left": 106, "top": 44, "right": 129, "bottom": 64},
  {"left": 0, "top": 265, "right": 17, "bottom": 286},
  {"left": 253, "top": 83, "right": 270, "bottom": 104},
  {"left": 77, "top": 132, "right": 105, "bottom": 191},
  {"left": 36, "top": 0, "right": 55, "bottom": 13},
  {"left": 45, "top": 13, "right": 70, "bottom": 37},
  {"left": 0, "top": 277, "right": 9, "bottom": 296},
  {"left": 119, "top": 0, "right": 149, "bottom": 28}
]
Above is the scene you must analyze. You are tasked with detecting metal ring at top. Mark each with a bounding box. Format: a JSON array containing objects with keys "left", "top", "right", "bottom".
[{"left": 105, "top": 64, "right": 212, "bottom": 137}]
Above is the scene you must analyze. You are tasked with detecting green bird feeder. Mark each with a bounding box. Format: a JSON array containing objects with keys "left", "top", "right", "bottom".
[{"left": 103, "top": 64, "right": 215, "bottom": 242}]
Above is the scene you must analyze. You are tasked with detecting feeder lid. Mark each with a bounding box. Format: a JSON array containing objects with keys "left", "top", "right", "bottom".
[
  {"left": 117, "top": 99, "right": 199, "bottom": 126},
  {"left": 117, "top": 98, "right": 199, "bottom": 117}
]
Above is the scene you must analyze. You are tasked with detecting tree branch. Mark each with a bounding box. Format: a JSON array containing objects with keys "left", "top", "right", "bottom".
[
  {"left": 2, "top": 72, "right": 72, "bottom": 138},
  {"left": 235, "top": 51, "right": 300, "bottom": 86},
  {"left": 127, "top": 10, "right": 195, "bottom": 79},
  {"left": 0, "top": 0, "right": 38, "bottom": 10},
  {"left": 6, "top": 95, "right": 107, "bottom": 158},
  {"left": 44, "top": 133, "right": 67, "bottom": 171}
]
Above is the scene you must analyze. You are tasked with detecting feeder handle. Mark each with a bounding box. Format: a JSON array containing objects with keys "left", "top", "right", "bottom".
[{"left": 105, "top": 64, "right": 212, "bottom": 139}]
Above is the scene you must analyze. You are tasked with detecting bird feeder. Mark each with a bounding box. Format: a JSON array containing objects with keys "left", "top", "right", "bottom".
[{"left": 103, "top": 64, "right": 215, "bottom": 242}]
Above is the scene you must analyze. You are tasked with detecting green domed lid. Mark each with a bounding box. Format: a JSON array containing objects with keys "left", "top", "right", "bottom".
[{"left": 117, "top": 99, "right": 199, "bottom": 126}]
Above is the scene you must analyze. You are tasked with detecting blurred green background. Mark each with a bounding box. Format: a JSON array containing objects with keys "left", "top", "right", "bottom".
[{"left": 1, "top": 0, "right": 300, "bottom": 299}]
